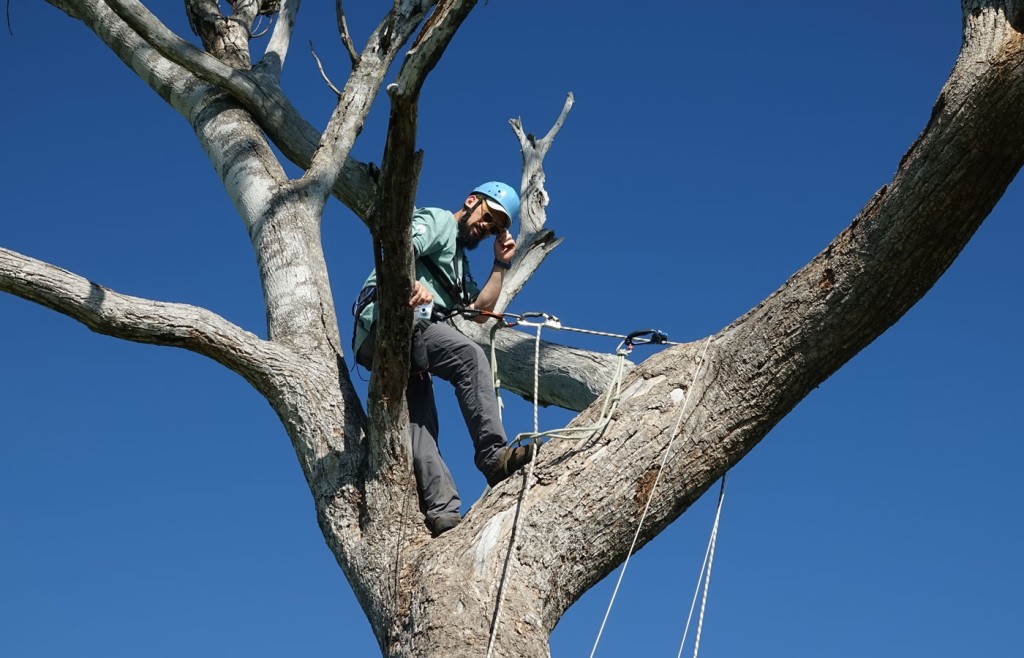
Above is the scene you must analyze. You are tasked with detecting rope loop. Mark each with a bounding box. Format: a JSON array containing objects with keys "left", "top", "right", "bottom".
[{"left": 481, "top": 309, "right": 679, "bottom": 451}]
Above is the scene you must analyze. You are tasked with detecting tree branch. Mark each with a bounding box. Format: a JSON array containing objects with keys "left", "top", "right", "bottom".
[
  {"left": 184, "top": 0, "right": 254, "bottom": 69},
  {"left": 376, "top": 7, "right": 1024, "bottom": 651},
  {"left": 59, "top": 0, "right": 378, "bottom": 219},
  {"left": 336, "top": 0, "right": 361, "bottom": 69},
  {"left": 494, "top": 93, "right": 574, "bottom": 313},
  {"left": 110, "top": 0, "right": 243, "bottom": 74},
  {"left": 303, "top": 1, "right": 440, "bottom": 199},
  {"left": 393, "top": 0, "right": 477, "bottom": 99},
  {"left": 366, "top": 125, "right": 420, "bottom": 471},
  {"left": 258, "top": 0, "right": 300, "bottom": 79},
  {"left": 536, "top": 91, "right": 574, "bottom": 154},
  {"left": 492, "top": 0, "right": 1024, "bottom": 629},
  {"left": 0, "top": 247, "right": 281, "bottom": 390},
  {"left": 364, "top": 0, "right": 477, "bottom": 469},
  {"left": 309, "top": 41, "right": 343, "bottom": 96},
  {"left": 455, "top": 318, "right": 629, "bottom": 411},
  {"left": 228, "top": 0, "right": 260, "bottom": 28}
]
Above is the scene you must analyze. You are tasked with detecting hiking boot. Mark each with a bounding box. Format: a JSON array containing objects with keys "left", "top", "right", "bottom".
[
  {"left": 428, "top": 514, "right": 461, "bottom": 538},
  {"left": 484, "top": 444, "right": 536, "bottom": 487}
]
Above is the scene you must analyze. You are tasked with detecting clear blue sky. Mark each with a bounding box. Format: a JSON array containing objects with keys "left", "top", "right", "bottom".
[{"left": 2, "top": 2, "right": 1021, "bottom": 657}]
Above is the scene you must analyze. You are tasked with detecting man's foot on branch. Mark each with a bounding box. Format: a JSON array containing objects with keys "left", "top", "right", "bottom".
[
  {"left": 428, "top": 514, "right": 461, "bottom": 537},
  {"left": 484, "top": 444, "right": 536, "bottom": 487}
]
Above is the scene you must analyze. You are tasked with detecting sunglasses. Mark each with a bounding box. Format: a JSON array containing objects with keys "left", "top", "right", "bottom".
[{"left": 479, "top": 199, "right": 511, "bottom": 234}]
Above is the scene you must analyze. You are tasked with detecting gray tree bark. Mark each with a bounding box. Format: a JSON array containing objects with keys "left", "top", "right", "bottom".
[{"left": 3, "top": 1, "right": 1023, "bottom": 656}]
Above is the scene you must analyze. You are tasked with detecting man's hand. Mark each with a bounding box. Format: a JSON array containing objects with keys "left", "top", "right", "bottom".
[
  {"left": 409, "top": 281, "right": 433, "bottom": 306},
  {"left": 471, "top": 230, "right": 516, "bottom": 321},
  {"left": 493, "top": 230, "right": 516, "bottom": 262}
]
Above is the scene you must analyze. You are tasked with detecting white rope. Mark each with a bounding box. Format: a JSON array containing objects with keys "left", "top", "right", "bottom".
[
  {"left": 483, "top": 317, "right": 626, "bottom": 654},
  {"left": 676, "top": 474, "right": 727, "bottom": 658},
  {"left": 588, "top": 337, "right": 713, "bottom": 658},
  {"left": 481, "top": 311, "right": 686, "bottom": 657},
  {"left": 691, "top": 488, "right": 721, "bottom": 658},
  {"left": 516, "top": 313, "right": 681, "bottom": 346},
  {"left": 508, "top": 348, "right": 627, "bottom": 448},
  {"left": 489, "top": 322, "right": 505, "bottom": 422},
  {"left": 488, "top": 313, "right": 631, "bottom": 449},
  {"left": 484, "top": 320, "right": 546, "bottom": 658},
  {"left": 485, "top": 440, "right": 539, "bottom": 658},
  {"left": 533, "top": 323, "right": 542, "bottom": 434},
  {"left": 675, "top": 493, "right": 715, "bottom": 658}
]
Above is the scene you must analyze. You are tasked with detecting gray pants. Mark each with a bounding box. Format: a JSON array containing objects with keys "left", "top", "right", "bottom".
[{"left": 361, "top": 321, "right": 507, "bottom": 524}]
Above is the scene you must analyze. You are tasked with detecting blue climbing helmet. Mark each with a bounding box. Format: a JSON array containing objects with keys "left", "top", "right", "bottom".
[{"left": 472, "top": 181, "right": 520, "bottom": 225}]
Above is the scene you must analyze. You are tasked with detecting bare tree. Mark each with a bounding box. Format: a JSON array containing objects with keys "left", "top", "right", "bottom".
[{"left": 3, "top": 1, "right": 1023, "bottom": 656}]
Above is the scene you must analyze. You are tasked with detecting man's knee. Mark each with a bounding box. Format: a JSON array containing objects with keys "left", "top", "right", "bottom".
[
  {"left": 425, "top": 324, "right": 488, "bottom": 373},
  {"left": 449, "top": 335, "right": 488, "bottom": 367}
]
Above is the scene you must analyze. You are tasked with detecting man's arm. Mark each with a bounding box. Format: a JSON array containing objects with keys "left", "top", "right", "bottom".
[{"left": 470, "top": 230, "right": 515, "bottom": 317}]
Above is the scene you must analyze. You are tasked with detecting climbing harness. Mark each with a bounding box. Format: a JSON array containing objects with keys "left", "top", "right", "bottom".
[
  {"left": 470, "top": 308, "right": 679, "bottom": 658},
  {"left": 588, "top": 336, "right": 715, "bottom": 658}
]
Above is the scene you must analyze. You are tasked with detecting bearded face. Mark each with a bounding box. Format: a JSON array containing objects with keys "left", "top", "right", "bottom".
[{"left": 456, "top": 220, "right": 482, "bottom": 250}]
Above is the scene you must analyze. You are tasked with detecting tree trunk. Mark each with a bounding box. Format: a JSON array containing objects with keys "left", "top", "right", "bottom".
[
  {"left": 6, "top": 2, "right": 1023, "bottom": 657},
  {"left": 343, "top": 3, "right": 1024, "bottom": 655}
]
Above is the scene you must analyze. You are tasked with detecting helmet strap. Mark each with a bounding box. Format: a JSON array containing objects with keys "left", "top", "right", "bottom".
[{"left": 461, "top": 196, "right": 483, "bottom": 221}]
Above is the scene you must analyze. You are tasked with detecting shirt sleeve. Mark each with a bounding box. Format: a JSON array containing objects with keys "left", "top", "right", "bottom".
[{"left": 411, "top": 208, "right": 444, "bottom": 257}]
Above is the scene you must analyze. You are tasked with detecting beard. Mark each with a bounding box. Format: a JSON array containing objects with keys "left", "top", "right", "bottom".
[{"left": 456, "top": 220, "right": 482, "bottom": 250}]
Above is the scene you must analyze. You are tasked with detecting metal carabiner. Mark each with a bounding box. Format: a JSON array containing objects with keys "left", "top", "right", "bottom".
[
  {"left": 519, "top": 311, "right": 562, "bottom": 328},
  {"left": 499, "top": 312, "right": 523, "bottom": 327},
  {"left": 623, "top": 329, "right": 669, "bottom": 349}
]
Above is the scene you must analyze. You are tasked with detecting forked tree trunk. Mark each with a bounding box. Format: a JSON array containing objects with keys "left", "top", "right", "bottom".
[
  {"left": 4, "top": 2, "right": 1023, "bottom": 657},
  {"left": 337, "top": 4, "right": 1024, "bottom": 654}
]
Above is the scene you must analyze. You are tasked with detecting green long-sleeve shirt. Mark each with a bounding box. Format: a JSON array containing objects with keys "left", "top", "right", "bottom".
[{"left": 353, "top": 207, "right": 480, "bottom": 353}]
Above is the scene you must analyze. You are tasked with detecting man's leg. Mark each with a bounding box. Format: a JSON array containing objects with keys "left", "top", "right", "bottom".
[
  {"left": 406, "top": 371, "right": 462, "bottom": 532},
  {"left": 420, "top": 322, "right": 511, "bottom": 473}
]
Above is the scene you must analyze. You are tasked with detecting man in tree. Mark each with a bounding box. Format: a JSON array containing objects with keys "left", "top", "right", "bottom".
[{"left": 352, "top": 182, "right": 535, "bottom": 537}]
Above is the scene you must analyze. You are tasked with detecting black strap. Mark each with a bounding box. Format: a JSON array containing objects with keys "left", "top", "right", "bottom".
[
  {"left": 418, "top": 253, "right": 471, "bottom": 307},
  {"left": 351, "top": 285, "right": 377, "bottom": 317}
]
